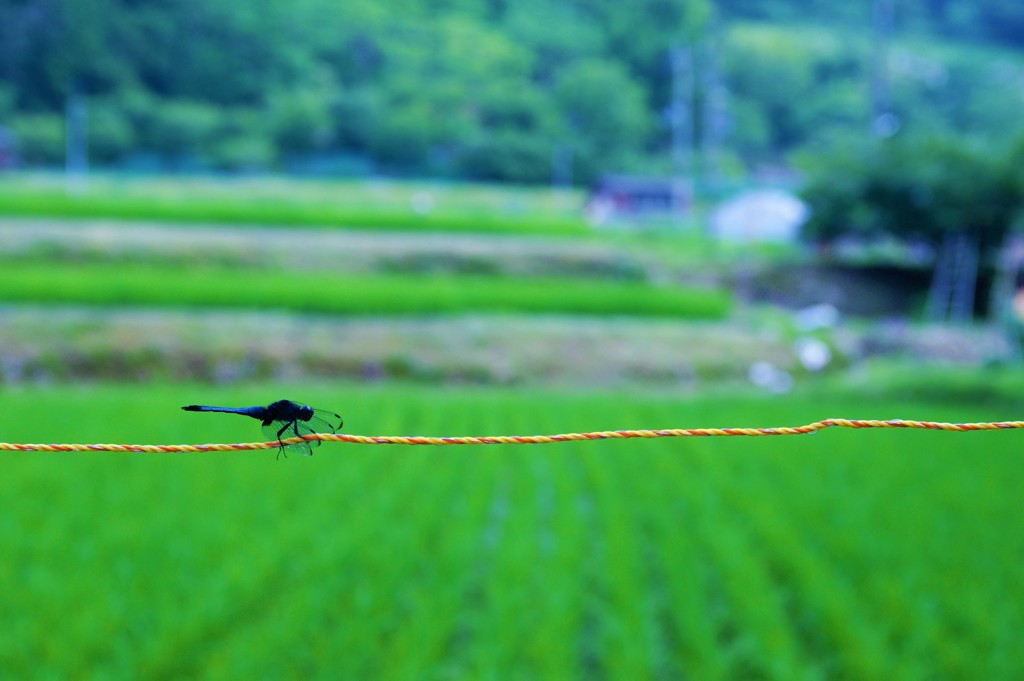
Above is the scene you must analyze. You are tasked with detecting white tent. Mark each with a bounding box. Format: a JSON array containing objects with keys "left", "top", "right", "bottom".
[{"left": 709, "top": 189, "right": 808, "bottom": 243}]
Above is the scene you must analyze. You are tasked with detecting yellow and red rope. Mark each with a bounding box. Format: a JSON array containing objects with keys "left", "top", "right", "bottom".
[{"left": 1, "top": 418, "right": 1022, "bottom": 453}]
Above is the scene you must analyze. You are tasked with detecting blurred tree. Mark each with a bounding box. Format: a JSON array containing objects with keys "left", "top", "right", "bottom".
[
  {"left": 0, "top": 0, "right": 125, "bottom": 108},
  {"left": 2, "top": 0, "right": 1022, "bottom": 181},
  {"left": 148, "top": 101, "right": 222, "bottom": 161},
  {"left": 211, "top": 107, "right": 275, "bottom": 170},
  {"left": 801, "top": 133, "right": 1024, "bottom": 320},
  {"left": 87, "top": 99, "right": 135, "bottom": 163},
  {"left": 716, "top": 0, "right": 1024, "bottom": 47},
  {"left": 364, "top": 15, "right": 540, "bottom": 174},
  {"left": 8, "top": 114, "right": 64, "bottom": 165},
  {"left": 211, "top": 135, "right": 276, "bottom": 171},
  {"left": 975, "top": 3, "right": 1024, "bottom": 44},
  {"left": 266, "top": 78, "right": 338, "bottom": 155},
  {"left": 801, "top": 133, "right": 1022, "bottom": 252},
  {"left": 553, "top": 58, "right": 651, "bottom": 183},
  {"left": 0, "top": 84, "right": 14, "bottom": 119},
  {"left": 500, "top": 0, "right": 605, "bottom": 78},
  {"left": 724, "top": 25, "right": 867, "bottom": 161},
  {"left": 457, "top": 86, "right": 559, "bottom": 182},
  {"left": 577, "top": 0, "right": 710, "bottom": 128}
]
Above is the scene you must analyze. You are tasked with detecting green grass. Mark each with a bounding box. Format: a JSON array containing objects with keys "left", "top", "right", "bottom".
[
  {"left": 0, "top": 261, "right": 731, "bottom": 318},
  {"left": 1, "top": 382, "right": 1022, "bottom": 679},
  {"left": 0, "top": 174, "right": 589, "bottom": 235}
]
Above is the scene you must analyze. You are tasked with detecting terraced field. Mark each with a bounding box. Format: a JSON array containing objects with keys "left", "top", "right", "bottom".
[
  {"left": 0, "top": 174, "right": 587, "bottom": 234},
  {"left": 1, "top": 383, "right": 1021, "bottom": 679},
  {"left": 0, "top": 261, "right": 729, "bottom": 319}
]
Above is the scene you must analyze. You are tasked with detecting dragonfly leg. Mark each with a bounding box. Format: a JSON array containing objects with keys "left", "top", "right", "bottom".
[
  {"left": 292, "top": 420, "right": 312, "bottom": 456},
  {"left": 275, "top": 421, "right": 293, "bottom": 460}
]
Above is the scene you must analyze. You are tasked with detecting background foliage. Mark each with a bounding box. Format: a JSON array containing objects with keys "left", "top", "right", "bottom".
[
  {"left": 799, "top": 134, "right": 1024, "bottom": 250},
  {"left": 2, "top": 0, "right": 1024, "bottom": 181}
]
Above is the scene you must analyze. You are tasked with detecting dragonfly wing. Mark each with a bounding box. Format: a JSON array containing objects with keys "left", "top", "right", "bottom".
[
  {"left": 309, "top": 408, "right": 343, "bottom": 432},
  {"left": 295, "top": 409, "right": 342, "bottom": 452},
  {"left": 262, "top": 419, "right": 314, "bottom": 457}
]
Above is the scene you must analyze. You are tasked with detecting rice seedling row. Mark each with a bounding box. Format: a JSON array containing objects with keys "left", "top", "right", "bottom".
[
  {"left": 1, "top": 384, "right": 1022, "bottom": 679},
  {"left": 0, "top": 262, "right": 730, "bottom": 319},
  {"left": 0, "top": 183, "right": 587, "bottom": 236}
]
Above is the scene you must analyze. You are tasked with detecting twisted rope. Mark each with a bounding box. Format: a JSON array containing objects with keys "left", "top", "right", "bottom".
[{"left": 1, "top": 418, "right": 1022, "bottom": 453}]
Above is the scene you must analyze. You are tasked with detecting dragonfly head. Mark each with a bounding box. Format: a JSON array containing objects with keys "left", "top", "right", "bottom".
[{"left": 297, "top": 404, "right": 315, "bottom": 422}]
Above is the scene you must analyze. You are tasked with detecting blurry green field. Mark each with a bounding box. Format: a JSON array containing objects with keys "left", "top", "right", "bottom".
[
  {"left": 1, "top": 382, "right": 1022, "bottom": 679},
  {"left": 0, "top": 175, "right": 588, "bottom": 235},
  {"left": 0, "top": 262, "right": 730, "bottom": 319}
]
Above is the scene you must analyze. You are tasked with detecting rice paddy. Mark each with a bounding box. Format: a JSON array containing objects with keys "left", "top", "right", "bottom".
[{"left": 1, "top": 383, "right": 1020, "bottom": 680}]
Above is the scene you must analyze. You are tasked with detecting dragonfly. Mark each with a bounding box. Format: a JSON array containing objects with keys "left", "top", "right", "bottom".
[{"left": 181, "top": 399, "right": 343, "bottom": 459}]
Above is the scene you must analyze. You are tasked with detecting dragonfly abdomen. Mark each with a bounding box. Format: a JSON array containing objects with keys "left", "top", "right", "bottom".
[{"left": 181, "top": 405, "right": 269, "bottom": 421}]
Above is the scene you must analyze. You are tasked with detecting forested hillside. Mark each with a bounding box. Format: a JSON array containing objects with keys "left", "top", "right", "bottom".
[{"left": 1, "top": 0, "right": 1022, "bottom": 182}]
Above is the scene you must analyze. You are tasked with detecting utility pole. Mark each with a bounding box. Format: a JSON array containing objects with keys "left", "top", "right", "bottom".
[
  {"left": 869, "top": 0, "right": 897, "bottom": 137},
  {"left": 669, "top": 45, "right": 693, "bottom": 224},
  {"left": 65, "top": 83, "right": 88, "bottom": 195},
  {"left": 699, "top": 10, "right": 729, "bottom": 196},
  {"left": 551, "top": 143, "right": 572, "bottom": 191}
]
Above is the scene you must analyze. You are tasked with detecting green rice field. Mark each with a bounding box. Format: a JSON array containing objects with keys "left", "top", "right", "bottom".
[
  {"left": 1, "top": 383, "right": 1022, "bottom": 679},
  {"left": 0, "top": 175, "right": 588, "bottom": 235},
  {"left": 0, "top": 261, "right": 731, "bottom": 319}
]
